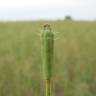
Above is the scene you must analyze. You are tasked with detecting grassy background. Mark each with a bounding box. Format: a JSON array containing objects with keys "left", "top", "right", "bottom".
[{"left": 0, "top": 20, "right": 96, "bottom": 96}]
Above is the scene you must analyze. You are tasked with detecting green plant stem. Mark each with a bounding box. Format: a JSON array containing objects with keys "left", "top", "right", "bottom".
[{"left": 46, "top": 79, "right": 51, "bottom": 96}]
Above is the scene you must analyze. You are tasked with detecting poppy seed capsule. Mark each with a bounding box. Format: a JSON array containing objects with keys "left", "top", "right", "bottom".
[
  {"left": 41, "top": 24, "right": 54, "bottom": 80},
  {"left": 41, "top": 24, "right": 54, "bottom": 96}
]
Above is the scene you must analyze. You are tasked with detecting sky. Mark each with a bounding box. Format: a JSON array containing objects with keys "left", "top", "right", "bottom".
[{"left": 0, "top": 0, "right": 96, "bottom": 21}]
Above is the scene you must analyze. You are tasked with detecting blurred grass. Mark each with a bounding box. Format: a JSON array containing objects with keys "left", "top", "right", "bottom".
[{"left": 0, "top": 20, "right": 96, "bottom": 96}]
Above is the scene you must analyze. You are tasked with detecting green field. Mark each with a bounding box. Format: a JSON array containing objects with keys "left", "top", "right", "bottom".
[{"left": 0, "top": 20, "right": 96, "bottom": 96}]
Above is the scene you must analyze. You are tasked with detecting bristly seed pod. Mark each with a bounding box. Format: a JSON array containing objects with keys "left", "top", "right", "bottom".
[{"left": 41, "top": 24, "right": 54, "bottom": 96}]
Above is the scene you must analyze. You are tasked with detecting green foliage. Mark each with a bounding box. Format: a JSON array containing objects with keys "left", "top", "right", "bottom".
[
  {"left": 0, "top": 20, "right": 96, "bottom": 96},
  {"left": 65, "top": 16, "right": 72, "bottom": 20}
]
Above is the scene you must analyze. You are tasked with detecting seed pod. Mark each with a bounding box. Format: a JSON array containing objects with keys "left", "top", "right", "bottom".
[
  {"left": 41, "top": 24, "right": 54, "bottom": 79},
  {"left": 41, "top": 24, "right": 54, "bottom": 96}
]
